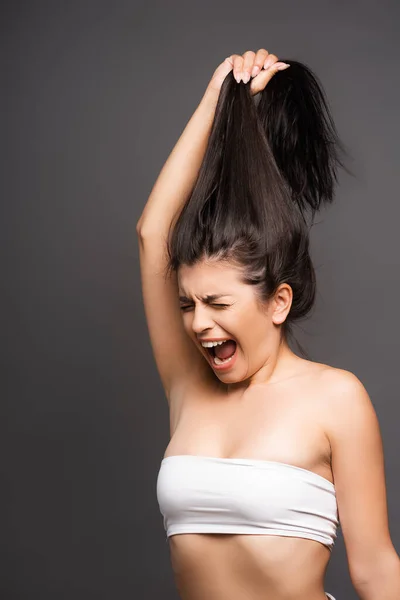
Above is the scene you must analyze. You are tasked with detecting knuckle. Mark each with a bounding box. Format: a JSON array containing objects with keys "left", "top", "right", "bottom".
[
  {"left": 243, "top": 51, "right": 255, "bottom": 67},
  {"left": 257, "top": 50, "right": 269, "bottom": 64},
  {"left": 263, "top": 53, "right": 279, "bottom": 70},
  {"left": 243, "top": 52, "right": 256, "bottom": 73},
  {"left": 254, "top": 55, "right": 266, "bottom": 67}
]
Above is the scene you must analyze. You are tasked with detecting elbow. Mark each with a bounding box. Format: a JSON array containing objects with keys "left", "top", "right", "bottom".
[
  {"left": 136, "top": 218, "right": 163, "bottom": 240},
  {"left": 136, "top": 218, "right": 145, "bottom": 236}
]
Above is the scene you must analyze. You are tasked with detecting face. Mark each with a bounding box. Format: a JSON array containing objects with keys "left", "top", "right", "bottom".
[{"left": 177, "top": 258, "right": 292, "bottom": 387}]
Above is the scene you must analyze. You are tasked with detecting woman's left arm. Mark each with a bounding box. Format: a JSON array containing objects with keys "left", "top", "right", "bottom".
[{"left": 323, "top": 369, "right": 400, "bottom": 599}]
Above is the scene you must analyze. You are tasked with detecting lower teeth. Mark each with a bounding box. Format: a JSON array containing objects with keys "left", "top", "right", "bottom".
[{"left": 213, "top": 353, "right": 235, "bottom": 365}]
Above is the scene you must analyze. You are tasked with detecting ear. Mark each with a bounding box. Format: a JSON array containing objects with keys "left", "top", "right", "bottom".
[{"left": 271, "top": 284, "right": 293, "bottom": 325}]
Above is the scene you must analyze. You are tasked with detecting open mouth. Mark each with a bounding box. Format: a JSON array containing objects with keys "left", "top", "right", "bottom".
[{"left": 205, "top": 340, "right": 237, "bottom": 366}]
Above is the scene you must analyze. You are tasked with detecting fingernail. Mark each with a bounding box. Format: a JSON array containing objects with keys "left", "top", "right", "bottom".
[
  {"left": 234, "top": 72, "right": 240, "bottom": 83},
  {"left": 277, "top": 63, "right": 290, "bottom": 71},
  {"left": 243, "top": 71, "right": 250, "bottom": 84},
  {"left": 251, "top": 65, "right": 260, "bottom": 77}
]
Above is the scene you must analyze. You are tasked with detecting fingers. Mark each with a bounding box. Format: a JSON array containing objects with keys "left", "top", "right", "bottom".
[
  {"left": 263, "top": 53, "right": 279, "bottom": 71},
  {"left": 207, "top": 50, "right": 288, "bottom": 99},
  {"left": 231, "top": 54, "right": 244, "bottom": 83},
  {"left": 251, "top": 49, "right": 269, "bottom": 78},
  {"left": 231, "top": 49, "right": 284, "bottom": 83},
  {"left": 249, "top": 59, "right": 290, "bottom": 96},
  {"left": 242, "top": 50, "right": 256, "bottom": 83},
  {"left": 232, "top": 50, "right": 260, "bottom": 83}
]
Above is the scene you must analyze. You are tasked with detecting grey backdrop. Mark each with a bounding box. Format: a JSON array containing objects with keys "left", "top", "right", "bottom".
[{"left": 3, "top": 1, "right": 400, "bottom": 598}]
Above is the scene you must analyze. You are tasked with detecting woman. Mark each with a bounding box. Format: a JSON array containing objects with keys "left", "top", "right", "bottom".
[{"left": 137, "top": 49, "right": 400, "bottom": 600}]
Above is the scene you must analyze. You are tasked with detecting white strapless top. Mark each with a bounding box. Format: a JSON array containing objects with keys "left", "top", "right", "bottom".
[{"left": 156, "top": 454, "right": 339, "bottom": 551}]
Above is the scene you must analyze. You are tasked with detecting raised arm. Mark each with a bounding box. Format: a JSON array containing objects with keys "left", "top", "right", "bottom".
[
  {"left": 136, "top": 85, "right": 224, "bottom": 401},
  {"left": 136, "top": 50, "right": 285, "bottom": 401}
]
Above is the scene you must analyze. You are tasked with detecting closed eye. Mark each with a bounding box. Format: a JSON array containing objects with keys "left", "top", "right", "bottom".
[{"left": 180, "top": 304, "right": 229, "bottom": 311}]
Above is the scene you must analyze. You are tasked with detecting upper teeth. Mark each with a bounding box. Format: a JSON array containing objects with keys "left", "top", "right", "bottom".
[{"left": 201, "top": 340, "right": 229, "bottom": 348}]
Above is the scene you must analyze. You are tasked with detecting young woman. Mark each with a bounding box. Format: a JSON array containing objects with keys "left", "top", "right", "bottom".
[{"left": 137, "top": 49, "right": 400, "bottom": 600}]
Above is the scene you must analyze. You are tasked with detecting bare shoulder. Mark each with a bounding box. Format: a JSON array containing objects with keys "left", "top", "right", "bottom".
[
  {"left": 315, "top": 365, "right": 378, "bottom": 441},
  {"left": 313, "top": 365, "right": 394, "bottom": 574},
  {"left": 318, "top": 364, "right": 370, "bottom": 401},
  {"left": 290, "top": 359, "right": 356, "bottom": 390}
]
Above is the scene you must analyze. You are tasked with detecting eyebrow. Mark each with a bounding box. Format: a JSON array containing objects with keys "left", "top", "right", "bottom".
[{"left": 178, "top": 294, "right": 230, "bottom": 304}]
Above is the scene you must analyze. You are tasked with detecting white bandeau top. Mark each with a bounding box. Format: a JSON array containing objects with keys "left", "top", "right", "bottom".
[{"left": 156, "top": 454, "right": 339, "bottom": 551}]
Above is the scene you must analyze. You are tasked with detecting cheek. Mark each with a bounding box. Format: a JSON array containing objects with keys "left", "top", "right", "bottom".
[
  {"left": 237, "top": 313, "right": 270, "bottom": 350},
  {"left": 236, "top": 308, "right": 261, "bottom": 332}
]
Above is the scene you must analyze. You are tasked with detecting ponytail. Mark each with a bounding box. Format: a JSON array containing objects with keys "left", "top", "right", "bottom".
[
  {"left": 166, "top": 60, "right": 345, "bottom": 356},
  {"left": 257, "top": 59, "right": 346, "bottom": 220}
]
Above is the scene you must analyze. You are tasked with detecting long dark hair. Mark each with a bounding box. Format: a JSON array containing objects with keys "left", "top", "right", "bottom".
[{"left": 166, "top": 60, "right": 346, "bottom": 358}]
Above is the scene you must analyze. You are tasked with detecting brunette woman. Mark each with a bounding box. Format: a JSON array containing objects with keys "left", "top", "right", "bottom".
[{"left": 137, "top": 49, "right": 400, "bottom": 600}]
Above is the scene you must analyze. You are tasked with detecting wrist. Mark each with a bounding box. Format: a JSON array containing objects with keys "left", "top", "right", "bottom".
[{"left": 200, "top": 86, "right": 220, "bottom": 110}]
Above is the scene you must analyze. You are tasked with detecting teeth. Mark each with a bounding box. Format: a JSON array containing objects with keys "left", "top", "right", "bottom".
[
  {"left": 201, "top": 340, "right": 229, "bottom": 348},
  {"left": 214, "top": 354, "right": 234, "bottom": 365}
]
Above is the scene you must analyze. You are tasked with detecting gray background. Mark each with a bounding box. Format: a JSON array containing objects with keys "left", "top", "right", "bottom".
[{"left": 3, "top": 0, "right": 400, "bottom": 598}]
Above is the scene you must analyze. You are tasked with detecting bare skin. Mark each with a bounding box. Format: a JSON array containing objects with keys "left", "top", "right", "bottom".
[
  {"left": 138, "top": 49, "right": 343, "bottom": 599},
  {"left": 163, "top": 355, "right": 337, "bottom": 600}
]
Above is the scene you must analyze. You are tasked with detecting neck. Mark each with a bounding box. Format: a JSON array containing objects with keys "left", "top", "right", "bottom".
[{"left": 224, "top": 336, "right": 304, "bottom": 395}]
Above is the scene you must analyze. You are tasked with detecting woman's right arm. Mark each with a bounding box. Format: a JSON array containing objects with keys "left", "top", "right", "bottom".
[
  {"left": 136, "top": 51, "right": 283, "bottom": 402},
  {"left": 136, "top": 87, "right": 222, "bottom": 403},
  {"left": 137, "top": 49, "right": 286, "bottom": 236},
  {"left": 136, "top": 86, "right": 220, "bottom": 237}
]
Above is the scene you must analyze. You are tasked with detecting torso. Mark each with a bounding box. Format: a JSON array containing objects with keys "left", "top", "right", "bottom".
[{"left": 162, "top": 358, "right": 338, "bottom": 600}]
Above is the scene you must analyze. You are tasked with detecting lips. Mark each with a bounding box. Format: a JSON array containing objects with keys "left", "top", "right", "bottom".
[
  {"left": 198, "top": 341, "right": 238, "bottom": 371},
  {"left": 211, "top": 343, "right": 238, "bottom": 371},
  {"left": 199, "top": 339, "right": 236, "bottom": 356},
  {"left": 198, "top": 338, "right": 232, "bottom": 343}
]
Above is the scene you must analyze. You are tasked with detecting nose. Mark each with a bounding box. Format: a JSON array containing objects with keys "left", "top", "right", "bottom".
[{"left": 191, "top": 306, "right": 215, "bottom": 335}]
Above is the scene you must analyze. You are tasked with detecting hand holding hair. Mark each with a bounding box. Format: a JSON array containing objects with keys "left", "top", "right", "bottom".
[{"left": 207, "top": 48, "right": 290, "bottom": 98}]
